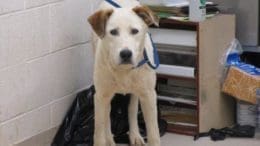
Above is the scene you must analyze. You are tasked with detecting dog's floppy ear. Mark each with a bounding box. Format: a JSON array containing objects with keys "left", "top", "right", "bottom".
[
  {"left": 133, "top": 6, "right": 159, "bottom": 26},
  {"left": 88, "top": 9, "right": 114, "bottom": 38}
]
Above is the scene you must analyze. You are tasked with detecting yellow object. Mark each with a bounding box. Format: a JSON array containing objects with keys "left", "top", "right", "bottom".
[{"left": 222, "top": 66, "right": 260, "bottom": 104}]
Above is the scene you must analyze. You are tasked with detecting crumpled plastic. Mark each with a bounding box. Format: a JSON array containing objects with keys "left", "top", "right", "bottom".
[
  {"left": 51, "top": 85, "right": 167, "bottom": 146},
  {"left": 224, "top": 39, "right": 260, "bottom": 75}
]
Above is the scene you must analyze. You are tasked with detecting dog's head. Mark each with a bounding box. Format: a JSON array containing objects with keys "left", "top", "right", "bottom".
[{"left": 88, "top": 6, "right": 159, "bottom": 69}]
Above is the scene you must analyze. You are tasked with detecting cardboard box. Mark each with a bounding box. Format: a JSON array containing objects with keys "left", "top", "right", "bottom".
[{"left": 222, "top": 66, "right": 260, "bottom": 104}]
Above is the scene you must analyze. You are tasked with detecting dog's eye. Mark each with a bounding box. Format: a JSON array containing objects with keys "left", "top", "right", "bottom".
[
  {"left": 110, "top": 29, "right": 119, "bottom": 36},
  {"left": 131, "top": 28, "right": 139, "bottom": 35}
]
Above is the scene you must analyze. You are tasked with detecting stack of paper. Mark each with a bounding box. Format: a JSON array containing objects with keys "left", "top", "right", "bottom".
[
  {"left": 162, "top": 0, "right": 213, "bottom": 7},
  {"left": 158, "top": 101, "right": 198, "bottom": 126},
  {"left": 162, "top": 0, "right": 189, "bottom": 7},
  {"left": 147, "top": 1, "right": 219, "bottom": 21}
]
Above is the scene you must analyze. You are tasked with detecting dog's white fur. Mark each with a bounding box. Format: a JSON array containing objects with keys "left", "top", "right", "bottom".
[{"left": 88, "top": 0, "right": 160, "bottom": 146}]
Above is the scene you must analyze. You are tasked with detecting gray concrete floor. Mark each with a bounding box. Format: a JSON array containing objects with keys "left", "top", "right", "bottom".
[
  {"left": 16, "top": 126, "right": 260, "bottom": 146},
  {"left": 118, "top": 132, "right": 260, "bottom": 146}
]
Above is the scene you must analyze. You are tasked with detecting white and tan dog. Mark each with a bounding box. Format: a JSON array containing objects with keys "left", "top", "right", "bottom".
[{"left": 88, "top": 0, "right": 160, "bottom": 146}]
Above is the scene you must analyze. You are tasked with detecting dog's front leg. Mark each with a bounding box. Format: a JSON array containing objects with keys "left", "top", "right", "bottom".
[
  {"left": 94, "top": 92, "right": 114, "bottom": 146},
  {"left": 106, "top": 102, "right": 116, "bottom": 146},
  {"left": 139, "top": 90, "right": 160, "bottom": 146},
  {"left": 128, "top": 95, "right": 145, "bottom": 146}
]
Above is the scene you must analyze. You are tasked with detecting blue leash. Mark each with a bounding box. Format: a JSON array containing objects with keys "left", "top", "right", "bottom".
[
  {"left": 105, "top": 0, "right": 160, "bottom": 69},
  {"left": 105, "top": 0, "right": 121, "bottom": 8}
]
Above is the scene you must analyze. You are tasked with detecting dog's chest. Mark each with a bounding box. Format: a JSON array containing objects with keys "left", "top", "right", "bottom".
[{"left": 112, "top": 73, "right": 139, "bottom": 94}]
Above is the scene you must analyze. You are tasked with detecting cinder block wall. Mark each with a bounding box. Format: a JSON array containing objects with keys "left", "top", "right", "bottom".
[{"left": 0, "top": 0, "right": 101, "bottom": 145}]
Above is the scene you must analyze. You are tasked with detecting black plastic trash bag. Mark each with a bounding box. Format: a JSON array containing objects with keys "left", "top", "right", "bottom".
[{"left": 51, "top": 85, "right": 167, "bottom": 146}]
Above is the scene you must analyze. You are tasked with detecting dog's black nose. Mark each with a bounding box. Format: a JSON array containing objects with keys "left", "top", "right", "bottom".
[{"left": 120, "top": 49, "right": 132, "bottom": 63}]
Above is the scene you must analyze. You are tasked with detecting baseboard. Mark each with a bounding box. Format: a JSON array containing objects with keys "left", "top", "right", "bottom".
[{"left": 14, "top": 127, "right": 58, "bottom": 146}]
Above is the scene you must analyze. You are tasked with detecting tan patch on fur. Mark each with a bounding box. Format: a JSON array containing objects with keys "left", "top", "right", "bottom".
[
  {"left": 88, "top": 9, "right": 114, "bottom": 38},
  {"left": 132, "top": 6, "right": 159, "bottom": 26}
]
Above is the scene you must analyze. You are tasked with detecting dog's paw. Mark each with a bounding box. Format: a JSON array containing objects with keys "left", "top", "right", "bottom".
[
  {"left": 129, "top": 132, "right": 145, "bottom": 146},
  {"left": 94, "top": 139, "right": 106, "bottom": 146},
  {"left": 147, "top": 137, "right": 160, "bottom": 146},
  {"left": 107, "top": 134, "right": 116, "bottom": 146}
]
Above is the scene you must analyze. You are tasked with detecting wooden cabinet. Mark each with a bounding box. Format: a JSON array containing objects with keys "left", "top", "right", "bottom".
[{"left": 151, "top": 15, "right": 236, "bottom": 135}]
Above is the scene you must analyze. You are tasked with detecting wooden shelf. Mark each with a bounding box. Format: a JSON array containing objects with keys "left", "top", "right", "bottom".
[
  {"left": 155, "top": 15, "right": 236, "bottom": 136},
  {"left": 150, "top": 28, "right": 197, "bottom": 47},
  {"left": 154, "top": 18, "right": 198, "bottom": 31},
  {"left": 156, "top": 64, "right": 195, "bottom": 79},
  {"left": 157, "top": 74, "right": 196, "bottom": 81},
  {"left": 166, "top": 124, "right": 198, "bottom": 136},
  {"left": 158, "top": 95, "right": 197, "bottom": 106}
]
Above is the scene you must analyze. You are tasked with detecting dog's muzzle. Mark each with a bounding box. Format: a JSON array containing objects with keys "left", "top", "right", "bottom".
[{"left": 120, "top": 49, "right": 132, "bottom": 64}]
